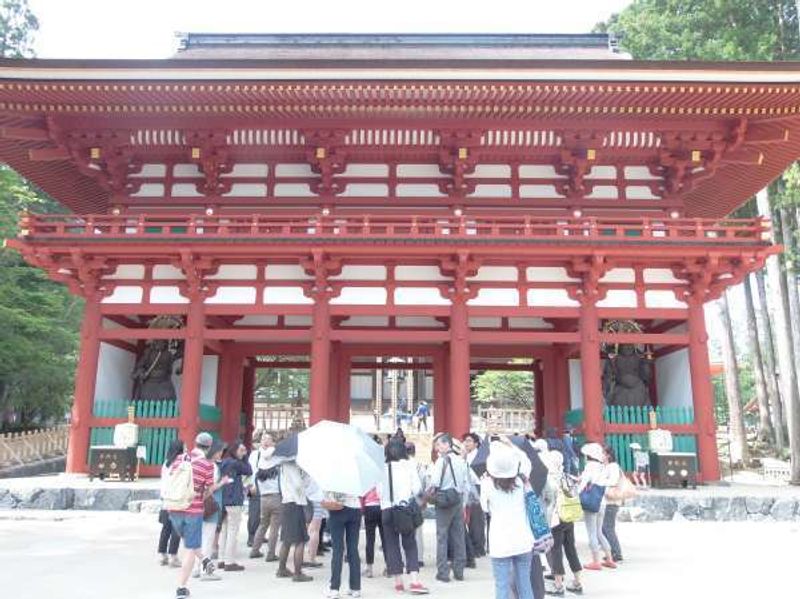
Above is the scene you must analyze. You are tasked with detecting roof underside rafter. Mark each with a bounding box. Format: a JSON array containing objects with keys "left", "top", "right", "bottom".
[{"left": 0, "top": 69, "right": 799, "bottom": 217}]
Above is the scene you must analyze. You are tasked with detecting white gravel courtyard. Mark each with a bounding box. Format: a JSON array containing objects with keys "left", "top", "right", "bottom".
[{"left": 0, "top": 510, "right": 796, "bottom": 599}]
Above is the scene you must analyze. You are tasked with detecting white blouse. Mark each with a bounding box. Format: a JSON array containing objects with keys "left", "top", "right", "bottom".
[
  {"left": 379, "top": 459, "right": 422, "bottom": 510},
  {"left": 480, "top": 479, "right": 534, "bottom": 558}
]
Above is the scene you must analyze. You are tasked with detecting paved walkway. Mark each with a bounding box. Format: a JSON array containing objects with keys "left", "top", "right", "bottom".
[{"left": 0, "top": 510, "right": 796, "bottom": 598}]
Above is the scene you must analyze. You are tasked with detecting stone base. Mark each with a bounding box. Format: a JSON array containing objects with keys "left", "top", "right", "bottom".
[
  {"left": 618, "top": 487, "right": 800, "bottom": 522},
  {"left": 0, "top": 474, "right": 159, "bottom": 511}
]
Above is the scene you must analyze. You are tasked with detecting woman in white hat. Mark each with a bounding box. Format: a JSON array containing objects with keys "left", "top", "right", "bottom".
[
  {"left": 577, "top": 443, "right": 616, "bottom": 571},
  {"left": 479, "top": 440, "right": 535, "bottom": 599}
]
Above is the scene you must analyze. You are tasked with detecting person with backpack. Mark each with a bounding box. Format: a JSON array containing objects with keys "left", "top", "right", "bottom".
[
  {"left": 577, "top": 443, "right": 616, "bottom": 572},
  {"left": 165, "top": 432, "right": 222, "bottom": 599},
  {"left": 218, "top": 440, "right": 252, "bottom": 572},
  {"left": 158, "top": 439, "right": 186, "bottom": 568},
  {"left": 428, "top": 433, "right": 471, "bottom": 583},
  {"left": 249, "top": 433, "right": 283, "bottom": 561},
  {"left": 479, "top": 440, "right": 535, "bottom": 599},
  {"left": 379, "top": 438, "right": 429, "bottom": 595},
  {"left": 193, "top": 439, "right": 229, "bottom": 581},
  {"left": 544, "top": 450, "right": 583, "bottom": 596}
]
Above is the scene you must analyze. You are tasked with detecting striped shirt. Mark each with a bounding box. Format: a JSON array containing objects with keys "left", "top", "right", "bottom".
[{"left": 171, "top": 448, "right": 214, "bottom": 515}]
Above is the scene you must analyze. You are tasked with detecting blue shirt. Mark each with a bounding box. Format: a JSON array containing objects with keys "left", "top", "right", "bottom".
[
  {"left": 220, "top": 457, "right": 253, "bottom": 506},
  {"left": 415, "top": 404, "right": 430, "bottom": 417}
]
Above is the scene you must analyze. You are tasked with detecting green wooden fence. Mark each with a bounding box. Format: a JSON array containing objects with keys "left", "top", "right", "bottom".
[
  {"left": 565, "top": 406, "right": 694, "bottom": 428},
  {"left": 93, "top": 399, "right": 179, "bottom": 419},
  {"left": 200, "top": 404, "right": 222, "bottom": 423},
  {"left": 604, "top": 405, "right": 694, "bottom": 425}
]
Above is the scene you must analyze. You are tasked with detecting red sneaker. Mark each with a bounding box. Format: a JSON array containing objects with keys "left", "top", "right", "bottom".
[
  {"left": 583, "top": 562, "right": 602, "bottom": 571},
  {"left": 409, "top": 583, "right": 430, "bottom": 595},
  {"left": 395, "top": 583, "right": 406, "bottom": 593},
  {"left": 601, "top": 560, "right": 618, "bottom": 569}
]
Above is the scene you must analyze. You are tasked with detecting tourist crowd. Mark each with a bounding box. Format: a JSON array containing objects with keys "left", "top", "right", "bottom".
[{"left": 158, "top": 425, "right": 640, "bottom": 599}]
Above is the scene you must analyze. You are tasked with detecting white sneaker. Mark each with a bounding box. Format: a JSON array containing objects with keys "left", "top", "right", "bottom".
[
  {"left": 349, "top": 591, "right": 361, "bottom": 598},
  {"left": 159, "top": 554, "right": 168, "bottom": 566},
  {"left": 324, "top": 589, "right": 340, "bottom": 598},
  {"left": 201, "top": 570, "right": 222, "bottom": 582}
]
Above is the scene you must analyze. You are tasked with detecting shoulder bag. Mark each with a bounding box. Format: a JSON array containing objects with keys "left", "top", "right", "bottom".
[
  {"left": 524, "top": 488, "right": 554, "bottom": 554},
  {"left": 579, "top": 482, "right": 606, "bottom": 513},
  {"left": 433, "top": 457, "right": 462, "bottom": 509},
  {"left": 556, "top": 478, "right": 584, "bottom": 523},
  {"left": 388, "top": 462, "right": 423, "bottom": 534}
]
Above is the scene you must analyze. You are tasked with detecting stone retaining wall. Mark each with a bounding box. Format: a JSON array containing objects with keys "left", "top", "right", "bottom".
[
  {"left": 0, "top": 485, "right": 159, "bottom": 511},
  {"left": 619, "top": 494, "right": 800, "bottom": 522}
]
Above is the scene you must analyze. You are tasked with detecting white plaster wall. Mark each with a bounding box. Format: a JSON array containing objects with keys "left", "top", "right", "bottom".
[
  {"left": 105, "top": 265, "right": 145, "bottom": 280},
  {"left": 331, "top": 287, "right": 388, "bottom": 305},
  {"left": 172, "top": 355, "right": 218, "bottom": 406},
  {"left": 102, "top": 286, "right": 144, "bottom": 304},
  {"left": 94, "top": 343, "right": 135, "bottom": 401},
  {"left": 208, "top": 265, "right": 258, "bottom": 280},
  {"left": 656, "top": 349, "right": 693, "bottom": 408},
  {"left": 206, "top": 287, "right": 257, "bottom": 304},
  {"left": 569, "top": 359, "right": 583, "bottom": 409}
]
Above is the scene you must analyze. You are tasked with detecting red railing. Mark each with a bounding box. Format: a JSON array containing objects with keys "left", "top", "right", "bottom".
[{"left": 17, "top": 213, "right": 771, "bottom": 245}]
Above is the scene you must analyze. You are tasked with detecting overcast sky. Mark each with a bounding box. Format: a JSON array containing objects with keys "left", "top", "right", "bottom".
[{"left": 29, "top": 0, "right": 632, "bottom": 58}]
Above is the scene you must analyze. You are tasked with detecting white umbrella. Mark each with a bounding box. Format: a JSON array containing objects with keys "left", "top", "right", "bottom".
[{"left": 295, "top": 420, "right": 385, "bottom": 496}]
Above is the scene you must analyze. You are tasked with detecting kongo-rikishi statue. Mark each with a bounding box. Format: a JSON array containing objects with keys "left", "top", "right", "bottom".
[
  {"left": 131, "top": 316, "right": 184, "bottom": 401},
  {"left": 602, "top": 344, "right": 653, "bottom": 407}
]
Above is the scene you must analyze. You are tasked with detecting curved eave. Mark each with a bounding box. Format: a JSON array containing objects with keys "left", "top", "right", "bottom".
[{"left": 4, "top": 57, "right": 800, "bottom": 83}]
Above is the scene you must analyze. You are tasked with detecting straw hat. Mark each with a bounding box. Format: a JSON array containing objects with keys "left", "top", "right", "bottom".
[
  {"left": 581, "top": 442, "right": 605, "bottom": 463},
  {"left": 486, "top": 442, "right": 521, "bottom": 479}
]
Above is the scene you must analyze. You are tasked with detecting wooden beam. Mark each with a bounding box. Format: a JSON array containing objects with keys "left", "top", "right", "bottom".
[
  {"left": 28, "top": 147, "right": 70, "bottom": 161},
  {"left": 1, "top": 126, "right": 50, "bottom": 141}
]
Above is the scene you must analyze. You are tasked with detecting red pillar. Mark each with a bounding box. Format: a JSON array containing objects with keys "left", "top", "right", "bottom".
[
  {"left": 309, "top": 292, "right": 331, "bottom": 425},
  {"left": 449, "top": 293, "right": 472, "bottom": 437},
  {"left": 179, "top": 300, "right": 205, "bottom": 447},
  {"left": 215, "top": 344, "right": 233, "bottom": 420},
  {"left": 337, "top": 350, "right": 351, "bottom": 423},
  {"left": 66, "top": 298, "right": 102, "bottom": 473},
  {"left": 242, "top": 363, "right": 256, "bottom": 444},
  {"left": 579, "top": 296, "right": 604, "bottom": 442},
  {"left": 534, "top": 361, "right": 545, "bottom": 437},
  {"left": 222, "top": 356, "right": 245, "bottom": 441},
  {"left": 328, "top": 342, "right": 341, "bottom": 422},
  {"left": 541, "top": 350, "right": 559, "bottom": 432},
  {"left": 553, "top": 347, "right": 571, "bottom": 431},
  {"left": 433, "top": 348, "right": 448, "bottom": 434},
  {"left": 687, "top": 298, "right": 721, "bottom": 482}
]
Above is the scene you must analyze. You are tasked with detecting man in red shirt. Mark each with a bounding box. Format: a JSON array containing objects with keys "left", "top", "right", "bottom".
[{"left": 168, "top": 432, "right": 222, "bottom": 599}]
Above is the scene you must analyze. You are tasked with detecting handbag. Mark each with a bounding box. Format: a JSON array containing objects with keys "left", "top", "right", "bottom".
[
  {"left": 524, "top": 489, "right": 554, "bottom": 554},
  {"left": 203, "top": 493, "right": 219, "bottom": 520},
  {"left": 557, "top": 489, "right": 584, "bottom": 523},
  {"left": 579, "top": 483, "right": 605, "bottom": 513},
  {"left": 433, "top": 457, "right": 461, "bottom": 509},
  {"left": 388, "top": 462, "right": 422, "bottom": 534}
]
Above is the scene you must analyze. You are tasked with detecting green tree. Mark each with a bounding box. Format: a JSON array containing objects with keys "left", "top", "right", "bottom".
[
  {"left": 471, "top": 369, "right": 533, "bottom": 408},
  {"left": 0, "top": 0, "right": 38, "bottom": 58},
  {"left": 254, "top": 357, "right": 309, "bottom": 404},
  {"left": 0, "top": 1, "right": 81, "bottom": 429},
  {"left": 599, "top": 0, "right": 800, "bottom": 60}
]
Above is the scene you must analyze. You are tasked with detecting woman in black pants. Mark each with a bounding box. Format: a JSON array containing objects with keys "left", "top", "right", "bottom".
[
  {"left": 157, "top": 439, "right": 186, "bottom": 566},
  {"left": 380, "top": 439, "right": 429, "bottom": 595},
  {"left": 360, "top": 486, "right": 385, "bottom": 578}
]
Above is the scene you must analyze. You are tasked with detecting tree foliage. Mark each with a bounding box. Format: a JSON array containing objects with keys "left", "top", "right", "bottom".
[
  {"left": 254, "top": 357, "right": 309, "bottom": 404},
  {"left": 600, "top": 0, "right": 800, "bottom": 61},
  {"left": 0, "top": 0, "right": 37, "bottom": 58},
  {"left": 472, "top": 368, "right": 533, "bottom": 408},
  {"left": 0, "top": 167, "right": 81, "bottom": 428},
  {"left": 0, "top": 1, "right": 81, "bottom": 429}
]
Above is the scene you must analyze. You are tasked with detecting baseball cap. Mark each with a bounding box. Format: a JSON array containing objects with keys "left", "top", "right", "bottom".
[{"left": 195, "top": 432, "right": 213, "bottom": 448}]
